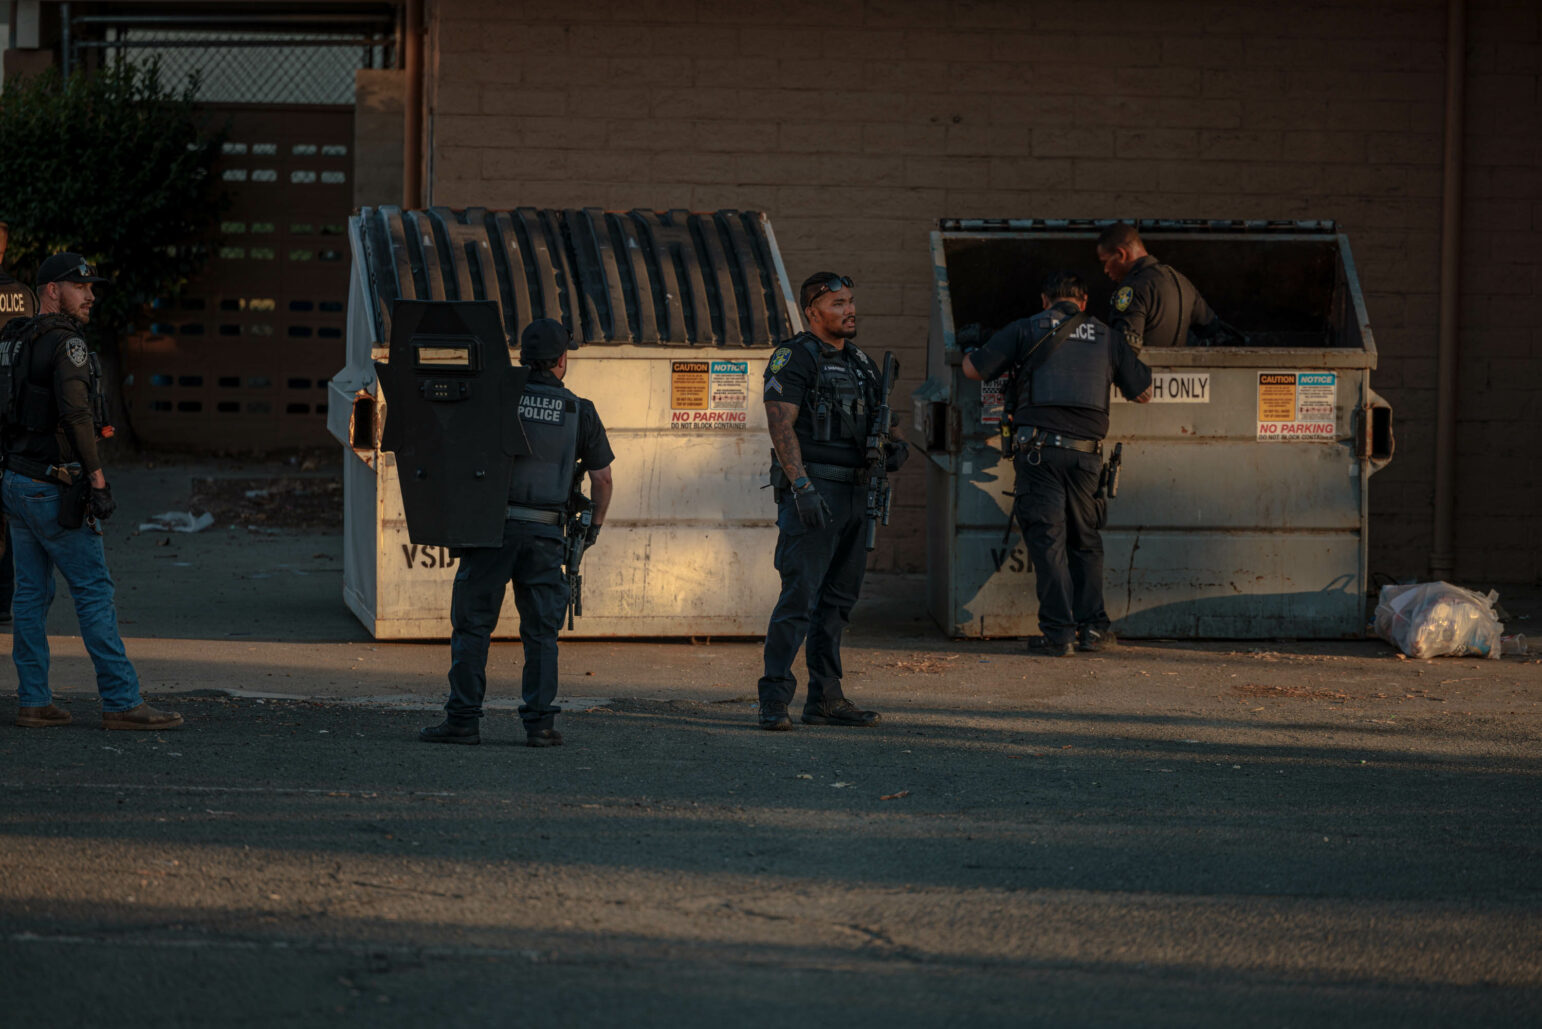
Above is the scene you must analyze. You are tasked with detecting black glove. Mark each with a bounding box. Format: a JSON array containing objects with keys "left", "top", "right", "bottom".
[
  {"left": 584, "top": 523, "right": 601, "bottom": 548},
  {"left": 88, "top": 483, "right": 116, "bottom": 522},
  {"left": 791, "top": 482, "right": 830, "bottom": 531},
  {"left": 885, "top": 440, "right": 910, "bottom": 472}
]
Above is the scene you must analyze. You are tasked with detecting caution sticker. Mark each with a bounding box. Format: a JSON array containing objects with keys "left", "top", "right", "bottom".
[
  {"left": 1256, "top": 371, "right": 1336, "bottom": 441},
  {"left": 671, "top": 359, "right": 749, "bottom": 431}
]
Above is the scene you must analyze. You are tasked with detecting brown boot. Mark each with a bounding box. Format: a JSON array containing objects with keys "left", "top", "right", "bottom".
[
  {"left": 15, "top": 704, "right": 72, "bottom": 728},
  {"left": 102, "top": 702, "right": 184, "bottom": 731}
]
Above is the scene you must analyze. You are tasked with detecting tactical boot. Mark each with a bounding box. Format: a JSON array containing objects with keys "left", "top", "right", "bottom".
[
  {"left": 1026, "top": 636, "right": 1074, "bottom": 657},
  {"left": 801, "top": 699, "right": 880, "bottom": 727},
  {"left": 419, "top": 720, "right": 480, "bottom": 745},
  {"left": 15, "top": 704, "right": 72, "bottom": 728},
  {"left": 526, "top": 729, "right": 563, "bottom": 748},
  {"left": 1077, "top": 627, "right": 1117, "bottom": 653},
  {"left": 758, "top": 704, "right": 793, "bottom": 731},
  {"left": 102, "top": 702, "right": 184, "bottom": 731}
]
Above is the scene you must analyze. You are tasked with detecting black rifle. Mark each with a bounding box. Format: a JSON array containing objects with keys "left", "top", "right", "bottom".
[
  {"left": 863, "top": 351, "right": 900, "bottom": 551},
  {"left": 1095, "top": 442, "right": 1123, "bottom": 500},
  {"left": 562, "top": 499, "right": 593, "bottom": 631}
]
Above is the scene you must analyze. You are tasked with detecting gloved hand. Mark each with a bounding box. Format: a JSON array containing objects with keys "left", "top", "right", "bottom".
[
  {"left": 88, "top": 483, "right": 116, "bottom": 522},
  {"left": 885, "top": 440, "right": 910, "bottom": 472},
  {"left": 791, "top": 481, "right": 830, "bottom": 530},
  {"left": 584, "top": 522, "right": 601, "bottom": 548}
]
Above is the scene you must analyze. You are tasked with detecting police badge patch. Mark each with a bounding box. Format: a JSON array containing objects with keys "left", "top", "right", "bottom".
[
  {"left": 1113, "top": 286, "right": 1134, "bottom": 313},
  {"left": 768, "top": 347, "right": 791, "bottom": 373},
  {"left": 66, "top": 337, "right": 89, "bottom": 367}
]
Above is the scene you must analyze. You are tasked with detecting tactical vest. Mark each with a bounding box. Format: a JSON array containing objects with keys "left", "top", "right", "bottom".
[
  {"left": 0, "top": 315, "right": 89, "bottom": 440},
  {"left": 799, "top": 334, "right": 877, "bottom": 444},
  {"left": 506, "top": 379, "right": 581, "bottom": 510},
  {"left": 1025, "top": 311, "right": 1113, "bottom": 413}
]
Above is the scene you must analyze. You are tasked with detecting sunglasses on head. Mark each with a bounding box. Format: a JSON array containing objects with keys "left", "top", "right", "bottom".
[{"left": 805, "top": 275, "right": 854, "bottom": 305}]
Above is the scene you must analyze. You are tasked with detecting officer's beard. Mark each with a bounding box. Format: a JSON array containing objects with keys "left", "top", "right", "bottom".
[{"left": 832, "top": 318, "right": 857, "bottom": 340}]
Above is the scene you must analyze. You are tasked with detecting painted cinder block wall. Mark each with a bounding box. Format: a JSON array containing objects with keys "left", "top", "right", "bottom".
[{"left": 424, "top": 0, "right": 1540, "bottom": 584}]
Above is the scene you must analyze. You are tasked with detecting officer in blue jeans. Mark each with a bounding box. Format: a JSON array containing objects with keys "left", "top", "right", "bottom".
[{"left": 2, "top": 253, "right": 181, "bottom": 730}]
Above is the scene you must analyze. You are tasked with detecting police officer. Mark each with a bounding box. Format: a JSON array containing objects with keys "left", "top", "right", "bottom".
[
  {"left": 1096, "top": 222, "right": 1228, "bottom": 351},
  {"left": 0, "top": 222, "right": 37, "bottom": 626},
  {"left": 419, "top": 318, "right": 613, "bottom": 748},
  {"left": 962, "top": 272, "right": 1151, "bottom": 655},
  {"left": 757, "top": 271, "right": 907, "bottom": 730},
  {"left": 3, "top": 253, "right": 182, "bottom": 729}
]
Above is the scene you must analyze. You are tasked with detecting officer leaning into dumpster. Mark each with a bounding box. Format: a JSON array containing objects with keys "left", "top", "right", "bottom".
[
  {"left": 419, "top": 318, "right": 613, "bottom": 749},
  {"left": 756, "top": 271, "right": 907, "bottom": 730},
  {"left": 962, "top": 271, "right": 1151, "bottom": 656},
  {"left": 0, "top": 222, "right": 37, "bottom": 627},
  {"left": 2, "top": 253, "right": 182, "bottom": 729},
  {"left": 1096, "top": 222, "right": 1229, "bottom": 351}
]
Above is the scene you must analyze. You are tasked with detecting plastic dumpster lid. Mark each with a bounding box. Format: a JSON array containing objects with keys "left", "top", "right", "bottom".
[
  {"left": 354, "top": 206, "right": 798, "bottom": 349},
  {"left": 937, "top": 218, "right": 1338, "bottom": 235}
]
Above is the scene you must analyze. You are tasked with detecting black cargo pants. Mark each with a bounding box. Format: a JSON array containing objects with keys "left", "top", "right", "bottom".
[
  {"left": 445, "top": 519, "right": 566, "bottom": 733},
  {"left": 1014, "top": 445, "right": 1110, "bottom": 645},
  {"left": 758, "top": 477, "right": 868, "bottom": 712}
]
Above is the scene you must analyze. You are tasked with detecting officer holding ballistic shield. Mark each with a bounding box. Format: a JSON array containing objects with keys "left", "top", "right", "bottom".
[{"left": 417, "top": 317, "right": 614, "bottom": 748}]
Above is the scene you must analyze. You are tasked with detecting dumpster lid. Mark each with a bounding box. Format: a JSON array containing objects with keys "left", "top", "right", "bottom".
[
  {"left": 938, "top": 218, "right": 1338, "bottom": 235},
  {"left": 353, "top": 206, "right": 798, "bottom": 350}
]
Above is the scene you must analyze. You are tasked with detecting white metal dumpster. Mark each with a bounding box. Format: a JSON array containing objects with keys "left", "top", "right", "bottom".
[
  {"left": 327, "top": 206, "right": 800, "bottom": 639},
  {"left": 914, "top": 219, "right": 1395, "bottom": 639}
]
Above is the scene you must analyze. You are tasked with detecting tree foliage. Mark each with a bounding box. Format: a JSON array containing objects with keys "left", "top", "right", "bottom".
[{"left": 0, "top": 59, "right": 225, "bottom": 351}]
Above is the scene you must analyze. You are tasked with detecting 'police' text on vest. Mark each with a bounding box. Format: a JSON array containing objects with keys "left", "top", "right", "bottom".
[{"left": 519, "top": 394, "right": 566, "bottom": 424}]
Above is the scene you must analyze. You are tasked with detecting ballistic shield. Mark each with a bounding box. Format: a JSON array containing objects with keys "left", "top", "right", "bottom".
[{"left": 375, "top": 300, "right": 531, "bottom": 548}]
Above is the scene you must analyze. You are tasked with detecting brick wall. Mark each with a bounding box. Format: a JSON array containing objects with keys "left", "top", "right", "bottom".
[{"left": 427, "top": 0, "right": 1541, "bottom": 584}]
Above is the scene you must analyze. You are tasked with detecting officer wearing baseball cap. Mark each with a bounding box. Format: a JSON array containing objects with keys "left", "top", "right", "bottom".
[
  {"left": 1, "top": 251, "right": 182, "bottom": 731},
  {"left": 420, "top": 317, "right": 615, "bottom": 748}
]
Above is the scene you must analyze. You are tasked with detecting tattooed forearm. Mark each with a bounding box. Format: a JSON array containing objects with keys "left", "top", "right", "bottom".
[{"left": 765, "top": 401, "right": 807, "bottom": 481}]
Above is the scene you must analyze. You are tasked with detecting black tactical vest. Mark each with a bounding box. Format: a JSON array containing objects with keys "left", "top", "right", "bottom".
[
  {"left": 800, "top": 334, "right": 877, "bottom": 444},
  {"left": 506, "top": 379, "right": 581, "bottom": 510},
  {"left": 1026, "top": 310, "right": 1114, "bottom": 413},
  {"left": 0, "top": 315, "right": 89, "bottom": 441}
]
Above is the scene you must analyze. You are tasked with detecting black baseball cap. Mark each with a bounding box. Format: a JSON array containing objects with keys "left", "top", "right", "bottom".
[
  {"left": 519, "top": 317, "right": 576, "bottom": 361},
  {"left": 37, "top": 252, "right": 108, "bottom": 289}
]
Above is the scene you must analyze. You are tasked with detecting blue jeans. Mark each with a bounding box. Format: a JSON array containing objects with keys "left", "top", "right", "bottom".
[{"left": 2, "top": 471, "right": 142, "bottom": 711}]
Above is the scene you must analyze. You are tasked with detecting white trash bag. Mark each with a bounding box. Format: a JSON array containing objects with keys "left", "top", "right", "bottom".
[{"left": 1374, "top": 581, "right": 1503, "bottom": 660}]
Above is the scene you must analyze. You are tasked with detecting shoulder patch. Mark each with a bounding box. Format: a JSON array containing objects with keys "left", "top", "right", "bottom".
[
  {"left": 66, "top": 337, "right": 89, "bottom": 368},
  {"left": 1113, "top": 286, "right": 1134, "bottom": 313},
  {"left": 768, "top": 347, "right": 792, "bottom": 374}
]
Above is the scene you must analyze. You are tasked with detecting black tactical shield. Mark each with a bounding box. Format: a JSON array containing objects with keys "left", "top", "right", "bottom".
[{"left": 376, "top": 300, "right": 531, "bottom": 548}]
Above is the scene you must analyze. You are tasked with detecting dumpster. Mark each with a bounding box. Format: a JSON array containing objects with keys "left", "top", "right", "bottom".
[
  {"left": 328, "top": 206, "right": 800, "bottom": 639},
  {"left": 913, "top": 219, "right": 1395, "bottom": 639}
]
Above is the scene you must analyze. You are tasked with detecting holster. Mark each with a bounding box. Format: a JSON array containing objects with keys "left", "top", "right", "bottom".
[
  {"left": 57, "top": 475, "right": 89, "bottom": 530},
  {"left": 768, "top": 454, "right": 790, "bottom": 503}
]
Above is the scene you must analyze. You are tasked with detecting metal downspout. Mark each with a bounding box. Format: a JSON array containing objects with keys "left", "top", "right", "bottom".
[
  {"left": 403, "top": 0, "right": 424, "bottom": 209},
  {"left": 1430, "top": 0, "right": 1465, "bottom": 581}
]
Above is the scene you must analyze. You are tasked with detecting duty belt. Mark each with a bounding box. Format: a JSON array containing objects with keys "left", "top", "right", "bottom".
[
  {"left": 3, "top": 454, "right": 82, "bottom": 484},
  {"left": 804, "top": 461, "right": 867, "bottom": 484},
  {"left": 506, "top": 504, "right": 563, "bottom": 525},
  {"left": 1014, "top": 428, "right": 1103, "bottom": 456}
]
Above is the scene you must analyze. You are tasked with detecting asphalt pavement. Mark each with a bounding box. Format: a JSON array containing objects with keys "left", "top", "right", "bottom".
[{"left": 2, "top": 456, "right": 1539, "bottom": 1027}]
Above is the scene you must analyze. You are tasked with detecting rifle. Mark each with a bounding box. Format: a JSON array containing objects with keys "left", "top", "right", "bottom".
[
  {"left": 1095, "top": 442, "right": 1123, "bottom": 500},
  {"left": 562, "top": 497, "right": 593, "bottom": 631},
  {"left": 863, "top": 351, "right": 900, "bottom": 551}
]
